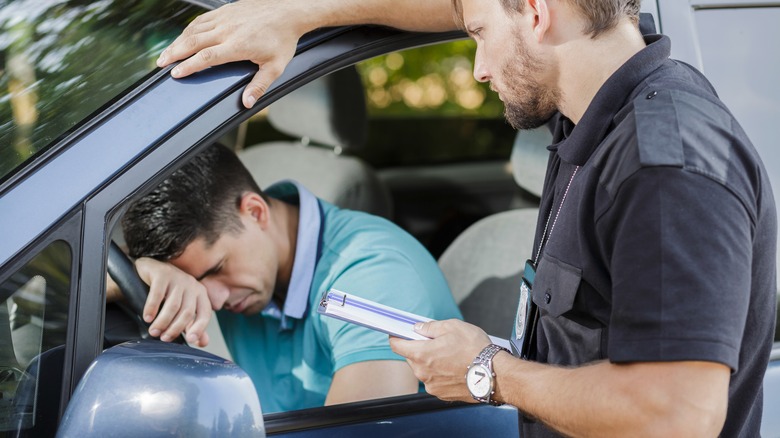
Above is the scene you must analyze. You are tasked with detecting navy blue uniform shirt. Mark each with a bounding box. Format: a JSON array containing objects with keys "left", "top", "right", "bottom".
[{"left": 524, "top": 34, "right": 777, "bottom": 437}]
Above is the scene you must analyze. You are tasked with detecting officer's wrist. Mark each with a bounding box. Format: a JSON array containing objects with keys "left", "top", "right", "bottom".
[{"left": 490, "top": 350, "right": 514, "bottom": 405}]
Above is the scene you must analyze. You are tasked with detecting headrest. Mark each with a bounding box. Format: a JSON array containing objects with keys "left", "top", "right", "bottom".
[
  {"left": 510, "top": 126, "right": 553, "bottom": 198},
  {"left": 267, "top": 66, "right": 367, "bottom": 152},
  {"left": 239, "top": 143, "right": 393, "bottom": 219}
]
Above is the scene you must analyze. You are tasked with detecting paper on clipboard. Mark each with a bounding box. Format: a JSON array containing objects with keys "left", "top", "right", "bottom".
[{"left": 317, "top": 289, "right": 511, "bottom": 349}]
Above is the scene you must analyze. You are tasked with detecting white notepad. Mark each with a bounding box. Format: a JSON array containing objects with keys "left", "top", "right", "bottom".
[{"left": 317, "top": 288, "right": 510, "bottom": 349}]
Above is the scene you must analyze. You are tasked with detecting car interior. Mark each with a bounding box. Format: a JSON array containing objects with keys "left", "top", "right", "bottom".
[{"left": 185, "top": 56, "right": 552, "bottom": 360}]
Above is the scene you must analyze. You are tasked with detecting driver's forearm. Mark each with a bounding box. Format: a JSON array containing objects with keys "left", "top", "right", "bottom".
[{"left": 302, "top": 0, "right": 457, "bottom": 34}]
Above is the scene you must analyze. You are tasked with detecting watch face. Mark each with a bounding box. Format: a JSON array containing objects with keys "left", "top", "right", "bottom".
[{"left": 466, "top": 364, "right": 492, "bottom": 398}]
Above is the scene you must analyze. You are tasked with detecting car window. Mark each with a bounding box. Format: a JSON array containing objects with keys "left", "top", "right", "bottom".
[
  {"left": 0, "top": 0, "right": 204, "bottom": 186},
  {"left": 0, "top": 240, "right": 71, "bottom": 434},
  {"left": 356, "top": 40, "right": 516, "bottom": 168},
  {"left": 204, "top": 39, "right": 521, "bottom": 414}
]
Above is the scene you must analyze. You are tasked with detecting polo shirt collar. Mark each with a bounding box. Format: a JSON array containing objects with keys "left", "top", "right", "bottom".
[
  {"left": 553, "top": 34, "right": 670, "bottom": 165},
  {"left": 262, "top": 180, "right": 322, "bottom": 328}
]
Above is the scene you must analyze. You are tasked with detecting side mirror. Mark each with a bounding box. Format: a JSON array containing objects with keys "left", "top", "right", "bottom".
[{"left": 57, "top": 340, "right": 264, "bottom": 437}]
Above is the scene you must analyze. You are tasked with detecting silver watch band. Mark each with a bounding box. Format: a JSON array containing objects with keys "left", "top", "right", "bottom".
[
  {"left": 472, "top": 343, "right": 510, "bottom": 405},
  {"left": 476, "top": 344, "right": 508, "bottom": 364}
]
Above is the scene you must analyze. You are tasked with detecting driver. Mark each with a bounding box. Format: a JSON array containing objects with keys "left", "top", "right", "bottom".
[{"left": 112, "top": 143, "right": 462, "bottom": 413}]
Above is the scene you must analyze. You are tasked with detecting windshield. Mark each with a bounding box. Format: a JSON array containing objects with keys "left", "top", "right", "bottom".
[{"left": 0, "top": 0, "right": 205, "bottom": 186}]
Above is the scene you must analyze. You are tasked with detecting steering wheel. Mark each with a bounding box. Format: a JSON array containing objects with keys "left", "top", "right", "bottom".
[
  {"left": 106, "top": 241, "right": 152, "bottom": 340},
  {"left": 106, "top": 241, "right": 186, "bottom": 344}
]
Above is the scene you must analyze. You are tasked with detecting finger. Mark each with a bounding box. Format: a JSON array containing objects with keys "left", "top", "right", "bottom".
[
  {"left": 413, "top": 319, "right": 446, "bottom": 338},
  {"left": 168, "top": 40, "right": 231, "bottom": 78},
  {"left": 242, "top": 60, "right": 286, "bottom": 108},
  {"left": 389, "top": 336, "right": 420, "bottom": 359},
  {"left": 195, "top": 332, "right": 211, "bottom": 348},
  {"left": 159, "top": 285, "right": 196, "bottom": 342},
  {"left": 184, "top": 293, "right": 212, "bottom": 345},
  {"left": 180, "top": 18, "right": 216, "bottom": 38},
  {"left": 159, "top": 23, "right": 224, "bottom": 70},
  {"left": 149, "top": 286, "right": 182, "bottom": 339},
  {"left": 136, "top": 259, "right": 164, "bottom": 324},
  {"left": 156, "top": 13, "right": 218, "bottom": 67},
  {"left": 164, "top": 29, "right": 224, "bottom": 75}
]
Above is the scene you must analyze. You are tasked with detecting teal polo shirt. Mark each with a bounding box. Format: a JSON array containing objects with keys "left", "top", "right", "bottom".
[{"left": 217, "top": 181, "right": 462, "bottom": 413}]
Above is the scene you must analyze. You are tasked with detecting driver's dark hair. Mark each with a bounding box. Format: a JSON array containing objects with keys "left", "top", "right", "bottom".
[{"left": 122, "top": 143, "right": 268, "bottom": 261}]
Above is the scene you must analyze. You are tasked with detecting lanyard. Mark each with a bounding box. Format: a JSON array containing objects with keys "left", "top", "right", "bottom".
[
  {"left": 534, "top": 165, "right": 580, "bottom": 264},
  {"left": 514, "top": 164, "right": 579, "bottom": 360}
]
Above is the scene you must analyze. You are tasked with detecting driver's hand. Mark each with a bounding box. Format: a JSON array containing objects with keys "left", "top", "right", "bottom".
[{"left": 135, "top": 257, "right": 212, "bottom": 347}]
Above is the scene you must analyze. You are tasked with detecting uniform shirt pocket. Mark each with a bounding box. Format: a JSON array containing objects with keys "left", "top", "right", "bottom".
[
  {"left": 533, "top": 253, "right": 607, "bottom": 365},
  {"left": 533, "top": 253, "right": 582, "bottom": 317}
]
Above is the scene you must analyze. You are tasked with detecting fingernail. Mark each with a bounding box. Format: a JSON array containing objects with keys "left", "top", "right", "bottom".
[
  {"left": 186, "top": 333, "right": 197, "bottom": 343},
  {"left": 144, "top": 314, "right": 153, "bottom": 323},
  {"left": 171, "top": 67, "right": 181, "bottom": 77},
  {"left": 414, "top": 322, "right": 423, "bottom": 331},
  {"left": 157, "top": 54, "right": 166, "bottom": 67},
  {"left": 149, "top": 328, "right": 161, "bottom": 337},
  {"left": 245, "top": 95, "right": 256, "bottom": 108},
  {"left": 161, "top": 334, "right": 171, "bottom": 342}
]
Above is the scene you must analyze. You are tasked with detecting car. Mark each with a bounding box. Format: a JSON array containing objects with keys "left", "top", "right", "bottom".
[{"left": 0, "top": 0, "right": 778, "bottom": 437}]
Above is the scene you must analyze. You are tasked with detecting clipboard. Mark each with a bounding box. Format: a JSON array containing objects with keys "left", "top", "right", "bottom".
[
  {"left": 317, "top": 288, "right": 510, "bottom": 348},
  {"left": 318, "top": 288, "right": 431, "bottom": 340}
]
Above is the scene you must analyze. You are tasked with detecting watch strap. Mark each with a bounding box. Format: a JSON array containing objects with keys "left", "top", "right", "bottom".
[{"left": 470, "top": 343, "right": 510, "bottom": 405}]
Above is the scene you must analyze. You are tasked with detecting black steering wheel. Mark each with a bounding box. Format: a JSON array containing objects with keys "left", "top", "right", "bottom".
[
  {"left": 106, "top": 241, "right": 152, "bottom": 340},
  {"left": 105, "top": 241, "right": 186, "bottom": 344}
]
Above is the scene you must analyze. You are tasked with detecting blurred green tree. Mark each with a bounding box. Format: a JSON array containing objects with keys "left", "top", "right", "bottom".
[{"left": 357, "top": 40, "right": 504, "bottom": 118}]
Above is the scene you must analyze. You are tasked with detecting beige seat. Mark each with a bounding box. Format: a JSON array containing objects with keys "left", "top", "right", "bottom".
[
  {"left": 438, "top": 126, "right": 552, "bottom": 339},
  {"left": 238, "top": 66, "right": 392, "bottom": 218}
]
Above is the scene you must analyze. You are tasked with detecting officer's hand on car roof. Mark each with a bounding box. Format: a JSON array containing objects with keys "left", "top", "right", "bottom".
[{"left": 156, "top": 0, "right": 299, "bottom": 109}]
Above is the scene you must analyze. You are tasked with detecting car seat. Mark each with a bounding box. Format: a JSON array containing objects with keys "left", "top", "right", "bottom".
[
  {"left": 437, "top": 127, "right": 552, "bottom": 339},
  {"left": 238, "top": 65, "right": 393, "bottom": 219}
]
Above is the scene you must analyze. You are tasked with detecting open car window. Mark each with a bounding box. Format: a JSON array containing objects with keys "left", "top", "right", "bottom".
[{"left": 184, "top": 39, "right": 520, "bottom": 413}]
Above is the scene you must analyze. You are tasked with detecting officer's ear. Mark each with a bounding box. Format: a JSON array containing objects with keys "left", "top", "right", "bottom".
[{"left": 527, "top": 0, "right": 551, "bottom": 42}]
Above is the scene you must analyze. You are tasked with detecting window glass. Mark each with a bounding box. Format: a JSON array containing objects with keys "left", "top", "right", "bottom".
[
  {"left": 0, "top": 241, "right": 71, "bottom": 432},
  {"left": 0, "top": 0, "right": 204, "bottom": 185}
]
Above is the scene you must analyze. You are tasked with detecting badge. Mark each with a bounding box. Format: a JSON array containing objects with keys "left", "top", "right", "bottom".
[{"left": 511, "top": 260, "right": 537, "bottom": 359}]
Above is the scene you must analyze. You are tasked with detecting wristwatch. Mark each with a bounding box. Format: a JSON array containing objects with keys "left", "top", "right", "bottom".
[{"left": 465, "top": 344, "right": 510, "bottom": 405}]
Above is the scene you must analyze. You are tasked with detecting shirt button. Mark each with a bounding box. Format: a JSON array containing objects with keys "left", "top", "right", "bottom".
[
  {"left": 646, "top": 91, "right": 657, "bottom": 100},
  {"left": 545, "top": 291, "right": 552, "bottom": 304}
]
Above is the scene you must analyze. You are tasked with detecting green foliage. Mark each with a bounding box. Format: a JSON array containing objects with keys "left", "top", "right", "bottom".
[
  {"left": 0, "top": 0, "right": 201, "bottom": 183},
  {"left": 357, "top": 40, "right": 504, "bottom": 118}
]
